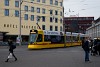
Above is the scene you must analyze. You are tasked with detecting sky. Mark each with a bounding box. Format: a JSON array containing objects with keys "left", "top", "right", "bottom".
[{"left": 63, "top": 0, "right": 100, "bottom": 19}]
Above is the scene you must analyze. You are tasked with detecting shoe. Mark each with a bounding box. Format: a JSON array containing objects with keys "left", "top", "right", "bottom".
[
  {"left": 85, "top": 60, "right": 91, "bottom": 63},
  {"left": 5, "top": 59, "right": 9, "bottom": 62},
  {"left": 5, "top": 61, "right": 8, "bottom": 62},
  {"left": 15, "top": 58, "right": 17, "bottom": 61}
]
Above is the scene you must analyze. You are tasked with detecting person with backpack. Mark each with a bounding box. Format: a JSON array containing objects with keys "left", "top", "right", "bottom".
[{"left": 5, "top": 38, "right": 17, "bottom": 62}]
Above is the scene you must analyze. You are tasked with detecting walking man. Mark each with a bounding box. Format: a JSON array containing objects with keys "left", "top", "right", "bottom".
[{"left": 5, "top": 38, "right": 17, "bottom": 62}]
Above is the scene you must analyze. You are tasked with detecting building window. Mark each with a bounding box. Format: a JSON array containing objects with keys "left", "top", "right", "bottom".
[
  {"left": 24, "top": 5, "right": 28, "bottom": 12},
  {"left": 55, "top": 1, "right": 58, "bottom": 5},
  {"left": 31, "top": 15, "right": 34, "bottom": 21},
  {"left": 5, "top": 0, "right": 9, "bottom": 6},
  {"left": 55, "top": 10, "right": 58, "bottom": 15},
  {"left": 42, "top": 8, "right": 45, "bottom": 14},
  {"left": 31, "top": 7, "right": 34, "bottom": 12},
  {"left": 5, "top": 9, "right": 9, "bottom": 16},
  {"left": 15, "top": 1, "right": 19, "bottom": 7},
  {"left": 50, "top": 17, "right": 53, "bottom": 22},
  {"left": 42, "top": 25, "right": 45, "bottom": 30},
  {"left": 55, "top": 18, "right": 58, "bottom": 23},
  {"left": 24, "top": 14, "right": 28, "bottom": 20},
  {"left": 60, "top": 19, "right": 62, "bottom": 23},
  {"left": 50, "top": 0, "right": 53, "bottom": 4},
  {"left": 60, "top": 26, "right": 62, "bottom": 31},
  {"left": 37, "top": 16, "right": 41, "bottom": 22},
  {"left": 55, "top": 26, "right": 58, "bottom": 31},
  {"left": 60, "top": 2, "right": 63, "bottom": 6},
  {"left": 42, "top": 16, "right": 45, "bottom": 22},
  {"left": 50, "top": 10, "right": 53, "bottom": 15},
  {"left": 42, "top": 0, "right": 45, "bottom": 3},
  {"left": 50, "top": 25, "right": 53, "bottom": 31},
  {"left": 37, "top": 8, "right": 40, "bottom": 13},
  {"left": 37, "top": 0, "right": 40, "bottom": 2},
  {"left": 15, "top": 10, "right": 19, "bottom": 17},
  {"left": 60, "top": 12, "right": 62, "bottom": 16}
]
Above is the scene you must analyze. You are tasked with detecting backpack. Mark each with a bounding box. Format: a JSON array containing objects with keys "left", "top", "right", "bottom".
[{"left": 12, "top": 45, "right": 16, "bottom": 49}]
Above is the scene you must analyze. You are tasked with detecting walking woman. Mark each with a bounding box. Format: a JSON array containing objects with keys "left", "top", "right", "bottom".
[{"left": 5, "top": 38, "right": 17, "bottom": 62}]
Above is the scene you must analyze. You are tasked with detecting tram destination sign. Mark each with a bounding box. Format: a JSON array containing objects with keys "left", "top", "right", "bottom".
[{"left": 43, "top": 31, "right": 61, "bottom": 35}]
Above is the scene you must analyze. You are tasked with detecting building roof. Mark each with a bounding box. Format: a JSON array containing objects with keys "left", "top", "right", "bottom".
[{"left": 94, "top": 17, "right": 100, "bottom": 23}]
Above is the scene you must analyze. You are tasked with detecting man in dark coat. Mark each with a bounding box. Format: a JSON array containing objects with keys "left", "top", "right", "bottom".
[
  {"left": 5, "top": 38, "right": 17, "bottom": 62},
  {"left": 82, "top": 37, "right": 90, "bottom": 62}
]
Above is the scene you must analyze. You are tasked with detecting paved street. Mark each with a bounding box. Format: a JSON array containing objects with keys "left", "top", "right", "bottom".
[{"left": 0, "top": 45, "right": 100, "bottom": 67}]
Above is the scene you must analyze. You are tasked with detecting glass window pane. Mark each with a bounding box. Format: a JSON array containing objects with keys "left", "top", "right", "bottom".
[
  {"left": 24, "top": 14, "right": 28, "bottom": 20},
  {"left": 15, "top": 1, "right": 19, "bottom": 7},
  {"left": 5, "top": 9, "right": 9, "bottom": 16},
  {"left": 31, "top": 15, "right": 34, "bottom": 21},
  {"left": 5, "top": 0, "right": 9, "bottom": 6},
  {"left": 15, "top": 10, "right": 19, "bottom": 17}
]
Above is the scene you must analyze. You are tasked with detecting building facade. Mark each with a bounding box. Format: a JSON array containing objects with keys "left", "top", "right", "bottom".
[
  {"left": 0, "top": 0, "right": 63, "bottom": 42},
  {"left": 64, "top": 17, "right": 94, "bottom": 33},
  {"left": 86, "top": 17, "right": 100, "bottom": 39}
]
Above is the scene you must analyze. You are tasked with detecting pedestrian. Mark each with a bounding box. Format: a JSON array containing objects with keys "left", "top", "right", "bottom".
[
  {"left": 89, "top": 39, "right": 94, "bottom": 55},
  {"left": 82, "top": 37, "right": 91, "bottom": 62},
  {"left": 5, "top": 38, "right": 17, "bottom": 62},
  {"left": 93, "top": 39, "right": 98, "bottom": 55},
  {"left": 97, "top": 39, "right": 100, "bottom": 56}
]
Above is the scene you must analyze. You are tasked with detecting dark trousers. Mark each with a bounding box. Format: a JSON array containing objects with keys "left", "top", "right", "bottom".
[
  {"left": 85, "top": 51, "right": 89, "bottom": 61},
  {"left": 6, "top": 52, "right": 17, "bottom": 62},
  {"left": 10, "top": 52, "right": 17, "bottom": 59}
]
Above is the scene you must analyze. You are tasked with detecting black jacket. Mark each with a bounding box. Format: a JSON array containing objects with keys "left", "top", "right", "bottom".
[
  {"left": 8, "top": 41, "right": 13, "bottom": 53},
  {"left": 82, "top": 40, "right": 90, "bottom": 51}
]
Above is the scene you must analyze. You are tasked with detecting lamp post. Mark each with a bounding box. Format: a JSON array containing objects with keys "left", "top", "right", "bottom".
[{"left": 19, "top": 0, "right": 23, "bottom": 45}]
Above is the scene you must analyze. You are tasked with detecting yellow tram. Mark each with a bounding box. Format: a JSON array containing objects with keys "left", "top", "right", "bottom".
[{"left": 28, "top": 29, "right": 88, "bottom": 49}]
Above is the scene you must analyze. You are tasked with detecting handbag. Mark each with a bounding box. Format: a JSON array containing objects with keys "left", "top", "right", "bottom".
[{"left": 8, "top": 53, "right": 13, "bottom": 58}]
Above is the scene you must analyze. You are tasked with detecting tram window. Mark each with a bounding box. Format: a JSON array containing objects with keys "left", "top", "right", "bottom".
[
  {"left": 51, "top": 35, "right": 64, "bottom": 43},
  {"left": 72, "top": 36, "right": 77, "bottom": 42},
  {"left": 36, "top": 34, "right": 42, "bottom": 42},
  {"left": 29, "top": 34, "right": 37, "bottom": 43},
  {"left": 44, "top": 35, "right": 64, "bottom": 43},
  {"left": 44, "top": 35, "right": 51, "bottom": 41},
  {"left": 66, "top": 36, "right": 71, "bottom": 42},
  {"left": 60, "top": 36, "right": 64, "bottom": 43}
]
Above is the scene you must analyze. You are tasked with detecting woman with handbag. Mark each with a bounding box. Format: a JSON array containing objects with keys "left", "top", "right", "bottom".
[{"left": 5, "top": 38, "right": 17, "bottom": 62}]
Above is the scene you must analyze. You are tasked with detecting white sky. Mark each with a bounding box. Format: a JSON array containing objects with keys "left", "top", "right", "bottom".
[{"left": 63, "top": 0, "right": 100, "bottom": 19}]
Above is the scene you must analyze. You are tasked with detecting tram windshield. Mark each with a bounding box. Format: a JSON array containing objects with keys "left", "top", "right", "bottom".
[{"left": 29, "top": 33, "right": 37, "bottom": 43}]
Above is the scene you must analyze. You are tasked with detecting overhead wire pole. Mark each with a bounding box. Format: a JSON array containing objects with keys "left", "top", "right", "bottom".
[
  {"left": 36, "top": 16, "right": 41, "bottom": 29},
  {"left": 63, "top": 6, "right": 66, "bottom": 47},
  {"left": 19, "top": 0, "right": 23, "bottom": 45}
]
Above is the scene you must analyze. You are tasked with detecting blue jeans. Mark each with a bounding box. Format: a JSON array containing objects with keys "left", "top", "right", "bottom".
[{"left": 85, "top": 51, "right": 89, "bottom": 61}]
